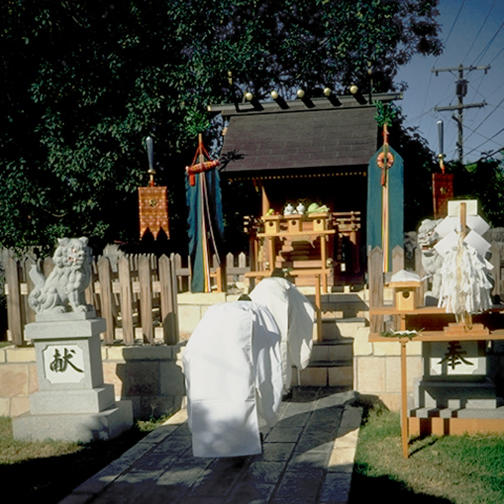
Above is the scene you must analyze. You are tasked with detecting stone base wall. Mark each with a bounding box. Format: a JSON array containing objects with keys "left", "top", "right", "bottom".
[
  {"left": 353, "top": 327, "right": 423, "bottom": 411},
  {"left": 0, "top": 344, "right": 187, "bottom": 420},
  {"left": 353, "top": 330, "right": 504, "bottom": 412},
  {"left": 177, "top": 292, "right": 240, "bottom": 340},
  {"left": 0, "top": 292, "right": 240, "bottom": 420}
]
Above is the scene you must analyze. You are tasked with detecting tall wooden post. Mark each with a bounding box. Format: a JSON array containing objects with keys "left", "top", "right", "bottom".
[{"left": 261, "top": 183, "right": 270, "bottom": 216}]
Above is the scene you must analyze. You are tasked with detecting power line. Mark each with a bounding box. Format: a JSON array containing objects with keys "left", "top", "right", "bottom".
[
  {"left": 463, "top": 94, "right": 504, "bottom": 144},
  {"left": 463, "top": 0, "right": 496, "bottom": 61},
  {"left": 418, "top": 0, "right": 467, "bottom": 123},
  {"left": 443, "top": 0, "right": 467, "bottom": 45},
  {"left": 467, "top": 36, "right": 504, "bottom": 105},
  {"left": 464, "top": 121, "right": 502, "bottom": 143},
  {"left": 489, "top": 46, "right": 504, "bottom": 65},
  {"left": 412, "top": 88, "right": 455, "bottom": 126},
  {"left": 465, "top": 126, "right": 504, "bottom": 157},
  {"left": 479, "top": 147, "right": 504, "bottom": 160},
  {"left": 472, "top": 21, "right": 504, "bottom": 66}
]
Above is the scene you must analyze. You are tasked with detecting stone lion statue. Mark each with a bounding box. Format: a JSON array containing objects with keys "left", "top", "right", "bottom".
[
  {"left": 417, "top": 218, "right": 443, "bottom": 304},
  {"left": 28, "top": 237, "right": 93, "bottom": 315}
]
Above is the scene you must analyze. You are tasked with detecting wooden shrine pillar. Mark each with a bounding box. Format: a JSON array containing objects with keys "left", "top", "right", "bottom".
[{"left": 261, "top": 183, "right": 270, "bottom": 216}]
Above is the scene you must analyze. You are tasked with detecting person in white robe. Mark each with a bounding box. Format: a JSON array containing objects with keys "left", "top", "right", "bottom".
[
  {"left": 182, "top": 300, "right": 283, "bottom": 458},
  {"left": 249, "top": 276, "right": 315, "bottom": 394}
]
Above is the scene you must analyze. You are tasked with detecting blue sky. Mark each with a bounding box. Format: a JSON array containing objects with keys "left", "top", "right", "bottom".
[{"left": 395, "top": 0, "right": 504, "bottom": 164}]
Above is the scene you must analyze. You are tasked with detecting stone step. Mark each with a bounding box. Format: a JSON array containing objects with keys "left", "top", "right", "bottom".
[
  {"left": 321, "top": 317, "right": 367, "bottom": 340},
  {"left": 416, "top": 380, "right": 503, "bottom": 410},
  {"left": 311, "top": 340, "right": 353, "bottom": 362},
  {"left": 304, "top": 292, "right": 370, "bottom": 319},
  {"left": 321, "top": 309, "right": 369, "bottom": 320},
  {"left": 411, "top": 405, "right": 504, "bottom": 419},
  {"left": 297, "top": 360, "right": 353, "bottom": 388}
]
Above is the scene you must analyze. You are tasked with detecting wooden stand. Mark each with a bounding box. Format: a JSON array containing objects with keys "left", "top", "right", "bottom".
[
  {"left": 259, "top": 213, "right": 335, "bottom": 292},
  {"left": 370, "top": 306, "right": 504, "bottom": 458}
]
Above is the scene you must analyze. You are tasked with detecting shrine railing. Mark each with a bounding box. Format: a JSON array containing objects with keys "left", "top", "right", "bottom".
[{"left": 2, "top": 250, "right": 251, "bottom": 347}]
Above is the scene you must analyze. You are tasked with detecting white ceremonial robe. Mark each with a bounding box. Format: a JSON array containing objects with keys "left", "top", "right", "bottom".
[
  {"left": 182, "top": 301, "right": 282, "bottom": 458},
  {"left": 249, "top": 277, "right": 315, "bottom": 393}
]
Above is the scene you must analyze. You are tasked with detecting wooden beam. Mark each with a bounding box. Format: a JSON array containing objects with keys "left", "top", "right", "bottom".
[
  {"left": 208, "top": 92, "right": 403, "bottom": 116},
  {"left": 261, "top": 184, "right": 270, "bottom": 216}
]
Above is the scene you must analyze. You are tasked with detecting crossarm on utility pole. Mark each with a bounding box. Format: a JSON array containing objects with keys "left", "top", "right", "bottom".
[{"left": 432, "top": 63, "right": 490, "bottom": 163}]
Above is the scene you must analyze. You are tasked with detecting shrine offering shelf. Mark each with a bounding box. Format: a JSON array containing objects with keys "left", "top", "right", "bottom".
[
  {"left": 369, "top": 305, "right": 504, "bottom": 342},
  {"left": 370, "top": 305, "right": 504, "bottom": 315},
  {"left": 369, "top": 328, "right": 504, "bottom": 343}
]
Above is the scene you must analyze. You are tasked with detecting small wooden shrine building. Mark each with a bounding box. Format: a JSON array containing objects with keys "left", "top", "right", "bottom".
[{"left": 209, "top": 91, "right": 401, "bottom": 288}]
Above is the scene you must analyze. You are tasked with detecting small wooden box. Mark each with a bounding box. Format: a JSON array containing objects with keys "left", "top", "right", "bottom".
[
  {"left": 311, "top": 213, "right": 329, "bottom": 231},
  {"left": 389, "top": 281, "right": 421, "bottom": 311},
  {"left": 287, "top": 216, "right": 302, "bottom": 233},
  {"left": 263, "top": 216, "right": 280, "bottom": 235}
]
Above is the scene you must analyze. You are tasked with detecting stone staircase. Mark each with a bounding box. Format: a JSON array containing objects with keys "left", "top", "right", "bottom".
[{"left": 296, "top": 291, "right": 369, "bottom": 388}]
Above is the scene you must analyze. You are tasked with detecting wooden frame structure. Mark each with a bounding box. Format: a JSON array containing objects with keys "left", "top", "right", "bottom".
[{"left": 370, "top": 306, "right": 504, "bottom": 458}]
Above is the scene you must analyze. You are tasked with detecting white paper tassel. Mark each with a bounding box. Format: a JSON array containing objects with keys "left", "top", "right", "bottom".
[{"left": 438, "top": 238, "right": 492, "bottom": 316}]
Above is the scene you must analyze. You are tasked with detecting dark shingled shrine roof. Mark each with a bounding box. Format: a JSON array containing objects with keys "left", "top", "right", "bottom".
[{"left": 211, "top": 94, "right": 401, "bottom": 176}]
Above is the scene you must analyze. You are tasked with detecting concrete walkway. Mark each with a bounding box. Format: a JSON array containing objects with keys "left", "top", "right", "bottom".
[{"left": 60, "top": 388, "right": 362, "bottom": 504}]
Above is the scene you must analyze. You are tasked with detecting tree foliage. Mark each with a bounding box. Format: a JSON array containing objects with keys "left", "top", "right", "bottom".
[
  {"left": 1, "top": 0, "right": 442, "bottom": 254},
  {"left": 452, "top": 157, "right": 504, "bottom": 228}
]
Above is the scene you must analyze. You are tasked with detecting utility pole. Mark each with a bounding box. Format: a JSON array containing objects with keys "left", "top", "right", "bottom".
[{"left": 432, "top": 64, "right": 490, "bottom": 163}]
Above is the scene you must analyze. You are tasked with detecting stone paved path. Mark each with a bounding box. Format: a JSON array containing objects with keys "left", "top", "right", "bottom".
[{"left": 60, "top": 388, "right": 362, "bottom": 504}]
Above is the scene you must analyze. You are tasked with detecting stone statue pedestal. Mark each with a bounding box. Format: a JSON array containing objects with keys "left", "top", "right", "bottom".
[{"left": 13, "top": 313, "right": 133, "bottom": 442}]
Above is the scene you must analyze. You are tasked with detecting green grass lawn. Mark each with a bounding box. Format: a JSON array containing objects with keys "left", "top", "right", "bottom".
[
  {"left": 350, "top": 403, "right": 504, "bottom": 504},
  {"left": 0, "top": 416, "right": 165, "bottom": 503}
]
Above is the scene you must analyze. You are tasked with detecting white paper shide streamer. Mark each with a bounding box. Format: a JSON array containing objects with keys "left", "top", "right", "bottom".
[{"left": 437, "top": 234, "right": 492, "bottom": 321}]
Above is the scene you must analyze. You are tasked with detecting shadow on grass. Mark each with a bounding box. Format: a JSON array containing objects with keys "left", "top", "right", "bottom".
[
  {"left": 409, "top": 435, "right": 441, "bottom": 457},
  {"left": 0, "top": 426, "right": 148, "bottom": 503},
  {"left": 350, "top": 467, "right": 454, "bottom": 504}
]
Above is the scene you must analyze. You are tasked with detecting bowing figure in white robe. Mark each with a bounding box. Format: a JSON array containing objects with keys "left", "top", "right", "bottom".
[
  {"left": 249, "top": 276, "right": 315, "bottom": 394},
  {"left": 182, "top": 300, "right": 283, "bottom": 458}
]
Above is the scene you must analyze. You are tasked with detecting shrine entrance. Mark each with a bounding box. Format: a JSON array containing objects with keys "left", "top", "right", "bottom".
[{"left": 249, "top": 170, "right": 367, "bottom": 289}]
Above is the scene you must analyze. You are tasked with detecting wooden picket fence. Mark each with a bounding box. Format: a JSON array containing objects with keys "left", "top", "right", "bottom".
[
  {"left": 2, "top": 250, "right": 251, "bottom": 347},
  {"left": 5, "top": 242, "right": 504, "bottom": 347}
]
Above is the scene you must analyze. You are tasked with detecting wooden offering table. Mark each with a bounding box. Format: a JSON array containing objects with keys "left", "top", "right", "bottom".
[
  {"left": 258, "top": 212, "right": 335, "bottom": 293},
  {"left": 370, "top": 305, "right": 504, "bottom": 458}
]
